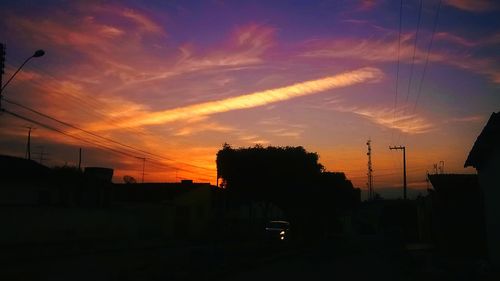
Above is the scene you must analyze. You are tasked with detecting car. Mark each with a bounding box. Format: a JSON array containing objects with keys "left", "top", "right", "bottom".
[{"left": 265, "top": 220, "right": 290, "bottom": 241}]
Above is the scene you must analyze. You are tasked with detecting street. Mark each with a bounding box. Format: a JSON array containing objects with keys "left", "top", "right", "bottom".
[{"left": 1, "top": 235, "right": 494, "bottom": 281}]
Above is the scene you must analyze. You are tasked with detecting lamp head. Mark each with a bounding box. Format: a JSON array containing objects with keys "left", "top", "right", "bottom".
[{"left": 33, "top": 50, "right": 45, "bottom": 58}]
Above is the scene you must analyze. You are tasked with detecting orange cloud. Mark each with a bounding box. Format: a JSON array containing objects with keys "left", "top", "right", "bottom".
[{"left": 86, "top": 67, "right": 384, "bottom": 131}]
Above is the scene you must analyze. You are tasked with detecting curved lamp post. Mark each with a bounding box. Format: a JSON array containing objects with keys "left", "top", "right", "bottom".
[
  {"left": 0, "top": 49, "right": 44, "bottom": 110},
  {"left": 1, "top": 49, "right": 45, "bottom": 93}
]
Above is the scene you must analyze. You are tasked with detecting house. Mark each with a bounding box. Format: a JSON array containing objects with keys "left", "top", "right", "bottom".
[
  {"left": 464, "top": 111, "right": 500, "bottom": 268},
  {"left": 426, "top": 174, "right": 486, "bottom": 257}
]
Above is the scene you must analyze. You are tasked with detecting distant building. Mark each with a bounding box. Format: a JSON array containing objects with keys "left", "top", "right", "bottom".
[
  {"left": 465, "top": 111, "right": 500, "bottom": 267},
  {"left": 111, "top": 181, "right": 222, "bottom": 239},
  {"left": 0, "top": 155, "right": 51, "bottom": 205}
]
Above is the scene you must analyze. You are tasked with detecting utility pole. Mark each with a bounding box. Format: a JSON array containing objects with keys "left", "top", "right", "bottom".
[
  {"left": 136, "top": 157, "right": 146, "bottom": 183},
  {"left": 0, "top": 43, "right": 5, "bottom": 110},
  {"left": 25, "top": 126, "right": 35, "bottom": 160},
  {"left": 389, "top": 145, "right": 407, "bottom": 200},
  {"left": 366, "top": 139, "right": 374, "bottom": 200},
  {"left": 78, "top": 148, "right": 82, "bottom": 171}
]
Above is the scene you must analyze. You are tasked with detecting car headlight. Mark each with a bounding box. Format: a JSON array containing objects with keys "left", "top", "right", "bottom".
[{"left": 280, "top": 230, "right": 285, "bottom": 235}]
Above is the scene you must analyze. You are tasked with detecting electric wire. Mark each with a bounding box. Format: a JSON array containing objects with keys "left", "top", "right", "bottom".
[
  {"left": 402, "top": 0, "right": 442, "bottom": 144},
  {"left": 2, "top": 97, "right": 215, "bottom": 172},
  {"left": 2, "top": 108, "right": 215, "bottom": 180},
  {"left": 411, "top": 0, "right": 442, "bottom": 118},
  {"left": 391, "top": 0, "right": 404, "bottom": 145},
  {"left": 397, "top": 0, "right": 423, "bottom": 145}
]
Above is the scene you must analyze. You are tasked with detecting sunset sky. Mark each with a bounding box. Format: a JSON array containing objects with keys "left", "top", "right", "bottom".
[{"left": 1, "top": 0, "right": 499, "bottom": 198}]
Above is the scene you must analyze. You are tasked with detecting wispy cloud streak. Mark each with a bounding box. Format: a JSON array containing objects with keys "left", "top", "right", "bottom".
[
  {"left": 88, "top": 67, "right": 383, "bottom": 130},
  {"left": 301, "top": 35, "right": 500, "bottom": 84},
  {"left": 334, "top": 106, "right": 434, "bottom": 134}
]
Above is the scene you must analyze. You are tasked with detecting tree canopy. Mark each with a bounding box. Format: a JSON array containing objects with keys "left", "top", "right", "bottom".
[
  {"left": 216, "top": 144, "right": 360, "bottom": 233},
  {"left": 216, "top": 144, "right": 324, "bottom": 202}
]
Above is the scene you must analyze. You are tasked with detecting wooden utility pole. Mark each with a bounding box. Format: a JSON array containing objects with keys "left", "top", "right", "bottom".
[
  {"left": 25, "top": 126, "right": 35, "bottom": 160},
  {"left": 78, "top": 148, "right": 82, "bottom": 171},
  {"left": 0, "top": 43, "right": 5, "bottom": 110},
  {"left": 389, "top": 145, "right": 407, "bottom": 200}
]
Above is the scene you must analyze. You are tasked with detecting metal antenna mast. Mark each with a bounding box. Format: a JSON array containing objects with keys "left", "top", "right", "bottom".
[
  {"left": 136, "top": 157, "right": 146, "bottom": 183},
  {"left": 33, "top": 145, "right": 48, "bottom": 165},
  {"left": 366, "top": 139, "right": 374, "bottom": 200}
]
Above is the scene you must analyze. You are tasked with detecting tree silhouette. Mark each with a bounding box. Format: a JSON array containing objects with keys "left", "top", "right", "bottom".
[
  {"left": 123, "top": 175, "right": 137, "bottom": 184},
  {"left": 216, "top": 144, "right": 359, "bottom": 239}
]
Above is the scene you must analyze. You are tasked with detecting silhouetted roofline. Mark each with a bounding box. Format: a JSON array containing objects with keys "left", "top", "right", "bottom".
[
  {"left": 428, "top": 173, "right": 479, "bottom": 192},
  {"left": 0, "top": 154, "right": 51, "bottom": 181},
  {"left": 113, "top": 182, "right": 216, "bottom": 189},
  {"left": 464, "top": 112, "right": 500, "bottom": 169}
]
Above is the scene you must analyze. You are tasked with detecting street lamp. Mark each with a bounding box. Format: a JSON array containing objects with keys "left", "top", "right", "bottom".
[{"left": 1, "top": 48, "right": 45, "bottom": 94}]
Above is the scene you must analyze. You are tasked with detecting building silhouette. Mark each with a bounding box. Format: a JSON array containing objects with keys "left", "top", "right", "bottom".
[
  {"left": 426, "top": 174, "right": 486, "bottom": 257},
  {"left": 465, "top": 111, "right": 500, "bottom": 268}
]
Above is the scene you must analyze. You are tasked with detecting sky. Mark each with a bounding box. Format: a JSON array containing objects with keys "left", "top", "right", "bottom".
[{"left": 1, "top": 0, "right": 499, "bottom": 198}]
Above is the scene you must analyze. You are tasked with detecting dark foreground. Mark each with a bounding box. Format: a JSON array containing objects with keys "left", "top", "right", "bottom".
[{"left": 1, "top": 234, "right": 498, "bottom": 281}]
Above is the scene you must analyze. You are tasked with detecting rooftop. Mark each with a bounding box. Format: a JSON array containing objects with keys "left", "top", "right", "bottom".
[{"left": 465, "top": 112, "right": 500, "bottom": 169}]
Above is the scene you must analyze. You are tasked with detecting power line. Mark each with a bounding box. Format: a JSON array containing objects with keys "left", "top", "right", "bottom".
[
  {"left": 2, "top": 109, "right": 209, "bottom": 176},
  {"left": 4, "top": 109, "right": 215, "bottom": 178},
  {"left": 412, "top": 0, "right": 442, "bottom": 114},
  {"left": 348, "top": 166, "right": 426, "bottom": 180},
  {"left": 2, "top": 97, "right": 214, "bottom": 172},
  {"left": 4, "top": 108, "right": 146, "bottom": 160},
  {"left": 402, "top": 0, "right": 442, "bottom": 142},
  {"left": 392, "top": 0, "right": 404, "bottom": 144},
  {"left": 396, "top": 0, "right": 423, "bottom": 144},
  {"left": 0, "top": 59, "right": 193, "bottom": 163},
  {"left": 5, "top": 77, "right": 216, "bottom": 173},
  {"left": 4, "top": 55, "right": 219, "bottom": 152}
]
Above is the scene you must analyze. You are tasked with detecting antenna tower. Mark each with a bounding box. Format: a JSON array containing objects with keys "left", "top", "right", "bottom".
[
  {"left": 366, "top": 139, "right": 374, "bottom": 200},
  {"left": 136, "top": 157, "right": 146, "bottom": 183}
]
